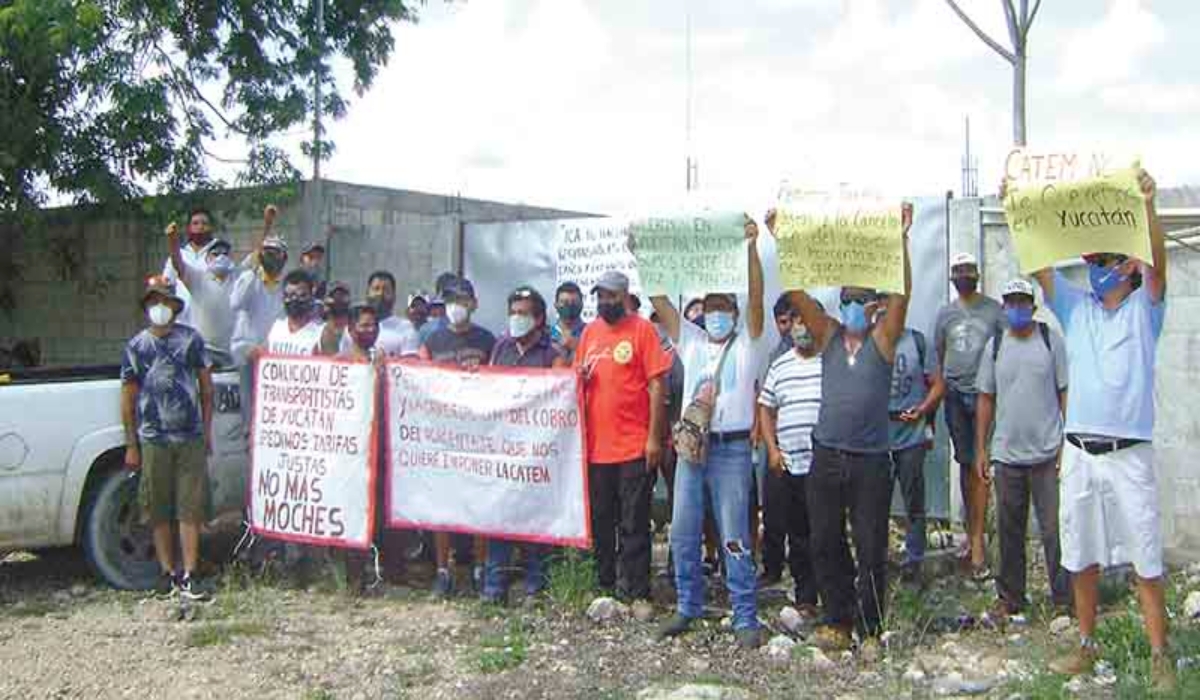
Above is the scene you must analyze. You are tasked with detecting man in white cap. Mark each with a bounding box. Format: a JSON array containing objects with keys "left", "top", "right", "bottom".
[
  {"left": 974, "top": 278, "right": 1070, "bottom": 621},
  {"left": 933, "top": 251, "right": 1006, "bottom": 577}
]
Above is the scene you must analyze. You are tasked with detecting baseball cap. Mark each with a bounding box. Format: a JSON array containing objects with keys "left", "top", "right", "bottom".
[
  {"left": 263, "top": 236, "right": 288, "bottom": 253},
  {"left": 428, "top": 295, "right": 446, "bottom": 308},
  {"left": 206, "top": 238, "right": 232, "bottom": 256},
  {"left": 590, "top": 270, "right": 630, "bottom": 294},
  {"left": 141, "top": 274, "right": 185, "bottom": 310},
  {"left": 301, "top": 242, "right": 325, "bottom": 255},
  {"left": 1002, "top": 278, "right": 1035, "bottom": 299},
  {"left": 443, "top": 278, "right": 476, "bottom": 299},
  {"left": 950, "top": 252, "right": 978, "bottom": 269}
]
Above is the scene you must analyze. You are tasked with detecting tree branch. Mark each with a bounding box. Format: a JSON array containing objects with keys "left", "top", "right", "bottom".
[
  {"left": 1024, "top": 0, "right": 1043, "bottom": 39},
  {"left": 944, "top": 0, "right": 1016, "bottom": 63},
  {"left": 152, "top": 43, "right": 249, "bottom": 137},
  {"left": 1003, "top": 0, "right": 1021, "bottom": 50}
]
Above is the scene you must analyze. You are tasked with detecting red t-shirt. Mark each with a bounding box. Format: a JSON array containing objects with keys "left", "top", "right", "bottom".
[{"left": 575, "top": 314, "right": 674, "bottom": 464}]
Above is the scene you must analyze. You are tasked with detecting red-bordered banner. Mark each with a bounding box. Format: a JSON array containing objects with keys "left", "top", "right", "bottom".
[
  {"left": 248, "top": 354, "right": 378, "bottom": 550},
  {"left": 383, "top": 360, "right": 591, "bottom": 549}
]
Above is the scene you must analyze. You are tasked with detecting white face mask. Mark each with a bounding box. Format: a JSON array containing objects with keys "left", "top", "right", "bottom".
[
  {"left": 508, "top": 313, "right": 536, "bottom": 339},
  {"left": 147, "top": 303, "right": 174, "bottom": 327},
  {"left": 446, "top": 303, "right": 470, "bottom": 326}
]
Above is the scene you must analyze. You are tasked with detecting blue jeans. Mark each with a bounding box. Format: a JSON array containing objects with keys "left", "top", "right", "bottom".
[
  {"left": 672, "top": 438, "right": 759, "bottom": 630},
  {"left": 483, "top": 540, "right": 547, "bottom": 600}
]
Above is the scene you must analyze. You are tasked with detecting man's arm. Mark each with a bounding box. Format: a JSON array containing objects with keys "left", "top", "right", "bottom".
[
  {"left": 973, "top": 392, "right": 995, "bottom": 483},
  {"left": 121, "top": 381, "right": 140, "bottom": 469},
  {"left": 1142, "top": 170, "right": 1166, "bottom": 302},
  {"left": 746, "top": 217, "right": 765, "bottom": 339},
  {"left": 649, "top": 295, "right": 682, "bottom": 344},
  {"left": 198, "top": 368, "right": 214, "bottom": 454},
  {"left": 319, "top": 323, "right": 342, "bottom": 356},
  {"left": 250, "top": 204, "right": 278, "bottom": 263},
  {"left": 165, "top": 222, "right": 188, "bottom": 286},
  {"left": 877, "top": 205, "right": 913, "bottom": 358},
  {"left": 645, "top": 375, "right": 667, "bottom": 472},
  {"left": 758, "top": 404, "right": 785, "bottom": 474}
]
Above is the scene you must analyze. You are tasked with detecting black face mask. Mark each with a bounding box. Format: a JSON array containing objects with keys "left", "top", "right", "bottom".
[
  {"left": 597, "top": 302, "right": 626, "bottom": 324},
  {"left": 556, "top": 301, "right": 583, "bottom": 322},
  {"left": 284, "top": 297, "right": 312, "bottom": 319},
  {"left": 262, "top": 253, "right": 286, "bottom": 275},
  {"left": 952, "top": 276, "right": 979, "bottom": 295},
  {"left": 368, "top": 295, "right": 393, "bottom": 318}
]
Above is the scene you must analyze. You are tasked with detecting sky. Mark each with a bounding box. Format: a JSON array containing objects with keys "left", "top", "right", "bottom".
[{"left": 256, "top": 0, "right": 1200, "bottom": 215}]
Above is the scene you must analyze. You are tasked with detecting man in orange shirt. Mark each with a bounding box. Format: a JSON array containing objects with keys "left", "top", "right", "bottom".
[{"left": 576, "top": 270, "right": 673, "bottom": 600}]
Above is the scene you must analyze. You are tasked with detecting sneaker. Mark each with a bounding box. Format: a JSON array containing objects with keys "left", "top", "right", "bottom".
[
  {"left": 794, "top": 603, "right": 820, "bottom": 622},
  {"left": 178, "top": 573, "right": 211, "bottom": 602},
  {"left": 1048, "top": 642, "right": 1099, "bottom": 676},
  {"left": 154, "top": 571, "right": 178, "bottom": 598},
  {"left": 811, "top": 624, "right": 853, "bottom": 652},
  {"left": 432, "top": 568, "right": 454, "bottom": 598},
  {"left": 656, "top": 614, "right": 695, "bottom": 640},
  {"left": 1149, "top": 650, "right": 1178, "bottom": 694},
  {"left": 734, "top": 627, "right": 763, "bottom": 649}
]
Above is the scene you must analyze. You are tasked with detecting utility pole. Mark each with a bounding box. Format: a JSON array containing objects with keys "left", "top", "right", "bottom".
[
  {"left": 685, "top": 0, "right": 698, "bottom": 192},
  {"left": 313, "top": 0, "right": 325, "bottom": 183}
]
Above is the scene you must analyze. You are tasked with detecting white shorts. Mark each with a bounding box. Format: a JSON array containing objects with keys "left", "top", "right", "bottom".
[{"left": 1060, "top": 440, "right": 1164, "bottom": 579}]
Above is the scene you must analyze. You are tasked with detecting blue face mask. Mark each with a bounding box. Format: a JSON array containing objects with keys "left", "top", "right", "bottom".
[
  {"left": 1005, "top": 305, "right": 1034, "bottom": 330},
  {"left": 705, "top": 311, "right": 735, "bottom": 341},
  {"left": 840, "top": 302, "right": 869, "bottom": 335},
  {"left": 1089, "top": 263, "right": 1127, "bottom": 298}
]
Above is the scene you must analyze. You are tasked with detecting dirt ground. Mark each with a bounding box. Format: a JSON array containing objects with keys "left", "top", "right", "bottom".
[{"left": 2, "top": 537, "right": 1199, "bottom": 700}]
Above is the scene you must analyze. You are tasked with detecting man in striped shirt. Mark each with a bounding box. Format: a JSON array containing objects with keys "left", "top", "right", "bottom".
[{"left": 757, "top": 312, "right": 824, "bottom": 617}]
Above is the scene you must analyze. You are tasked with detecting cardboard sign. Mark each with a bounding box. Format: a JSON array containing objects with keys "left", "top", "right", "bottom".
[{"left": 249, "top": 356, "right": 377, "bottom": 549}]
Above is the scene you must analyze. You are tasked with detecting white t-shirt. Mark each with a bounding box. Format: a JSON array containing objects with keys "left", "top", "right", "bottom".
[
  {"left": 230, "top": 269, "right": 284, "bottom": 365},
  {"left": 676, "top": 319, "right": 771, "bottom": 433},
  {"left": 338, "top": 314, "right": 420, "bottom": 357},
  {"left": 163, "top": 243, "right": 211, "bottom": 326},
  {"left": 267, "top": 318, "right": 324, "bottom": 357},
  {"left": 177, "top": 258, "right": 234, "bottom": 355}
]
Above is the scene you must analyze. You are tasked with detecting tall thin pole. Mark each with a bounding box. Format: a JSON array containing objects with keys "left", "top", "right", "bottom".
[
  {"left": 313, "top": 0, "right": 325, "bottom": 182},
  {"left": 685, "top": 0, "right": 696, "bottom": 192}
]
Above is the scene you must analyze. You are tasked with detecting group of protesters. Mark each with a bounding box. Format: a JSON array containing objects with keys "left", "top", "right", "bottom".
[{"left": 118, "top": 169, "right": 1175, "bottom": 691}]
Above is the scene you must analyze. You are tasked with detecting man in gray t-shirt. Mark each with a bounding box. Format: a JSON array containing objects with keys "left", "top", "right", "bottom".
[
  {"left": 974, "top": 278, "right": 1070, "bottom": 616},
  {"left": 932, "top": 252, "right": 1006, "bottom": 575}
]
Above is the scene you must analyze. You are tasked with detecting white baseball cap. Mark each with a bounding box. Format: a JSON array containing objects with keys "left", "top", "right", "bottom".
[
  {"left": 1002, "top": 278, "right": 1035, "bottom": 299},
  {"left": 950, "top": 252, "right": 978, "bottom": 269}
]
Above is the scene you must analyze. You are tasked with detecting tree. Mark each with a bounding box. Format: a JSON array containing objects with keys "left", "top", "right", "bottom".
[
  {"left": 944, "top": 0, "right": 1042, "bottom": 146},
  {"left": 0, "top": 0, "right": 419, "bottom": 214}
]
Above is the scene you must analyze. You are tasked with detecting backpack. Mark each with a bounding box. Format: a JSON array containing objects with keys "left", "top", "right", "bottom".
[
  {"left": 992, "top": 322, "right": 1051, "bottom": 361},
  {"left": 912, "top": 329, "right": 927, "bottom": 371}
]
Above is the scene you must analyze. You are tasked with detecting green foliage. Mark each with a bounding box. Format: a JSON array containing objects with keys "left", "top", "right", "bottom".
[
  {"left": 475, "top": 618, "right": 530, "bottom": 674},
  {"left": 184, "top": 620, "right": 270, "bottom": 648},
  {"left": 0, "top": 0, "right": 420, "bottom": 213},
  {"left": 546, "top": 549, "right": 597, "bottom": 611}
]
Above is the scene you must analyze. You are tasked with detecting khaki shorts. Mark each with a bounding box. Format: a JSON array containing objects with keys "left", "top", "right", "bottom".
[{"left": 139, "top": 441, "right": 211, "bottom": 525}]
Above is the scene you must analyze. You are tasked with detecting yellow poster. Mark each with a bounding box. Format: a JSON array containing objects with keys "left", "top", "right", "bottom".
[
  {"left": 774, "top": 194, "right": 905, "bottom": 293},
  {"left": 1003, "top": 167, "right": 1150, "bottom": 273}
]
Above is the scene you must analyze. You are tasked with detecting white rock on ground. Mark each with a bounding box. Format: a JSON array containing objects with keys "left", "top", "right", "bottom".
[
  {"left": 1049, "top": 616, "right": 1074, "bottom": 635},
  {"left": 902, "top": 664, "right": 926, "bottom": 683},
  {"left": 631, "top": 601, "right": 655, "bottom": 623},
  {"left": 636, "top": 684, "right": 751, "bottom": 700},
  {"left": 764, "top": 635, "right": 796, "bottom": 661},
  {"left": 587, "top": 597, "right": 628, "bottom": 623},
  {"left": 778, "top": 606, "right": 804, "bottom": 634},
  {"left": 1184, "top": 591, "right": 1200, "bottom": 619}
]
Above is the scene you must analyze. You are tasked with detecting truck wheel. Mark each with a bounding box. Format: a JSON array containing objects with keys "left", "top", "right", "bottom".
[{"left": 81, "top": 469, "right": 159, "bottom": 590}]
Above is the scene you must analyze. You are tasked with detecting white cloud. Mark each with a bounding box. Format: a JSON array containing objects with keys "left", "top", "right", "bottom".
[{"left": 1056, "top": 0, "right": 1166, "bottom": 92}]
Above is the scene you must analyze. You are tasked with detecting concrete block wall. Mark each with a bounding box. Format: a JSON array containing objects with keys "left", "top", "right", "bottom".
[{"left": 0, "top": 181, "right": 582, "bottom": 367}]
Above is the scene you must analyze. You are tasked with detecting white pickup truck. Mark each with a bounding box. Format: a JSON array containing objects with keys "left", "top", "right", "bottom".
[{"left": 0, "top": 366, "right": 249, "bottom": 589}]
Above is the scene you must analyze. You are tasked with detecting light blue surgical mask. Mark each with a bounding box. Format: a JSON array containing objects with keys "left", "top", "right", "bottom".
[
  {"left": 508, "top": 313, "right": 535, "bottom": 339},
  {"left": 705, "top": 311, "right": 735, "bottom": 341},
  {"left": 208, "top": 254, "right": 234, "bottom": 278},
  {"left": 1005, "top": 305, "right": 1034, "bottom": 330},
  {"left": 840, "top": 302, "right": 869, "bottom": 335}
]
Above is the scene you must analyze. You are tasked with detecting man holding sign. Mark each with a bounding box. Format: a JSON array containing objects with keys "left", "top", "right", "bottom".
[
  {"left": 771, "top": 203, "right": 913, "bottom": 655},
  {"left": 1018, "top": 170, "right": 1176, "bottom": 692},
  {"left": 649, "top": 216, "right": 769, "bottom": 649}
]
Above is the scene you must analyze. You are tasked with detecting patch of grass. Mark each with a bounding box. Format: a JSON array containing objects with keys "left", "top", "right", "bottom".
[
  {"left": 209, "top": 563, "right": 282, "bottom": 621},
  {"left": 302, "top": 689, "right": 336, "bottom": 700},
  {"left": 0, "top": 599, "right": 58, "bottom": 619},
  {"left": 546, "top": 549, "right": 596, "bottom": 611},
  {"left": 184, "top": 620, "right": 271, "bottom": 648},
  {"left": 394, "top": 658, "right": 438, "bottom": 687},
  {"left": 475, "top": 618, "right": 529, "bottom": 674}
]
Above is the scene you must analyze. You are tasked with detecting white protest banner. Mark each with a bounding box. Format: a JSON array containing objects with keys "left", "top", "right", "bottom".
[
  {"left": 384, "top": 362, "right": 589, "bottom": 548},
  {"left": 555, "top": 218, "right": 640, "bottom": 321},
  {"left": 250, "top": 356, "right": 377, "bottom": 549},
  {"left": 629, "top": 212, "right": 748, "bottom": 296}
]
